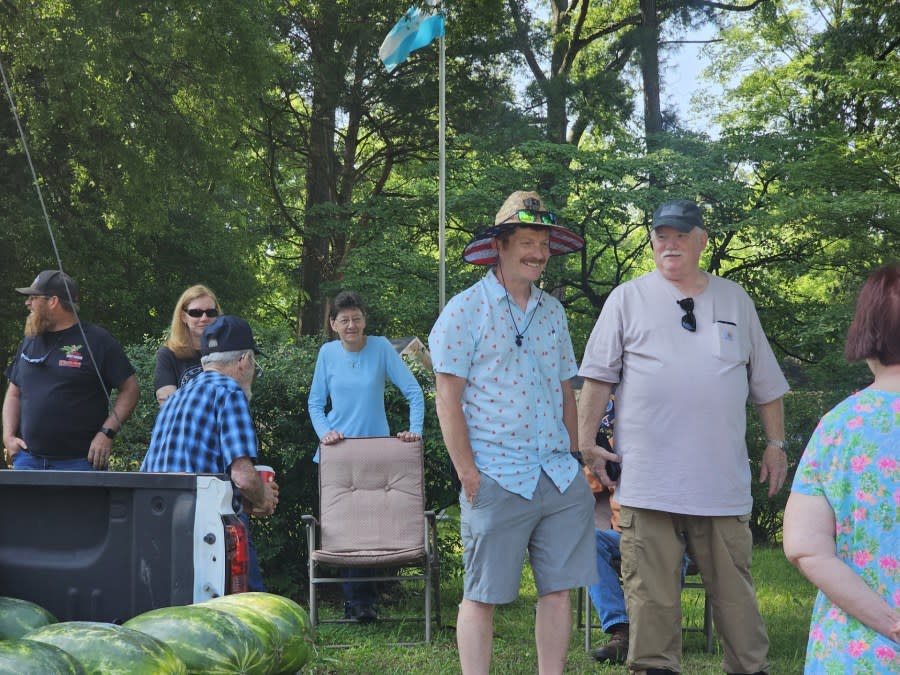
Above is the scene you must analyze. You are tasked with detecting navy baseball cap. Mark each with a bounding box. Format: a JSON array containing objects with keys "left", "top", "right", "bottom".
[
  {"left": 652, "top": 199, "right": 705, "bottom": 232},
  {"left": 201, "top": 315, "right": 260, "bottom": 355},
  {"left": 16, "top": 270, "right": 80, "bottom": 301}
]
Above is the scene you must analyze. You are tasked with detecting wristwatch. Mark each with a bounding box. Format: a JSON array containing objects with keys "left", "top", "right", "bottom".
[
  {"left": 99, "top": 427, "right": 117, "bottom": 439},
  {"left": 766, "top": 439, "right": 785, "bottom": 451}
]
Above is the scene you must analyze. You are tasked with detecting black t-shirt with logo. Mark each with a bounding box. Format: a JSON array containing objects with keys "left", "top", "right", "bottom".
[
  {"left": 5, "top": 323, "right": 135, "bottom": 458},
  {"left": 153, "top": 345, "right": 202, "bottom": 393}
]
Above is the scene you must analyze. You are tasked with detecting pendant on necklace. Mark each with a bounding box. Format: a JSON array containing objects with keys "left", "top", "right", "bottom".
[{"left": 515, "top": 334, "right": 523, "bottom": 347}]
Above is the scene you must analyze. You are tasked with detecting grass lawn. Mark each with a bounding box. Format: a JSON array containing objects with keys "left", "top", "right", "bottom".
[{"left": 300, "top": 544, "right": 816, "bottom": 674}]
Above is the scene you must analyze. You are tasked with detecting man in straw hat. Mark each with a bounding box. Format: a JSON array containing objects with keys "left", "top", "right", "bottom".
[
  {"left": 429, "top": 191, "right": 595, "bottom": 674},
  {"left": 577, "top": 199, "right": 788, "bottom": 675}
]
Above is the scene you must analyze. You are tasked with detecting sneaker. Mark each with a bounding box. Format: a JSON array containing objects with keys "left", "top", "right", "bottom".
[
  {"left": 591, "top": 623, "right": 629, "bottom": 664},
  {"left": 351, "top": 603, "right": 378, "bottom": 623}
]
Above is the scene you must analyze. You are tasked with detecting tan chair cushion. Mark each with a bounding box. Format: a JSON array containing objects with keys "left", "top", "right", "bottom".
[{"left": 313, "top": 437, "right": 426, "bottom": 567}]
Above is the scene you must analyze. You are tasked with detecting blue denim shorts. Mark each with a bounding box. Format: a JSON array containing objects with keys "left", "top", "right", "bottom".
[{"left": 459, "top": 470, "right": 596, "bottom": 604}]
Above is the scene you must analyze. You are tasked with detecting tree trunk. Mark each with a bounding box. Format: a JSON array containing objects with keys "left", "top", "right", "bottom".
[
  {"left": 298, "top": 85, "right": 337, "bottom": 337},
  {"left": 639, "top": 0, "right": 663, "bottom": 158}
]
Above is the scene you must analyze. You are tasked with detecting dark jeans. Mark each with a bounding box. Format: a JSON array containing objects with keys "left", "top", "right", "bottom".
[
  {"left": 341, "top": 568, "right": 379, "bottom": 608},
  {"left": 11, "top": 451, "right": 94, "bottom": 471}
]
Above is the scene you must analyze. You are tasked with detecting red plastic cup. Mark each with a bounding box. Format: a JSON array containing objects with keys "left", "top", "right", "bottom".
[{"left": 255, "top": 465, "right": 275, "bottom": 484}]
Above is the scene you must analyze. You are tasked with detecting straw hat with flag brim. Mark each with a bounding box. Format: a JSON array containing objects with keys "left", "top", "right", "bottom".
[{"left": 463, "top": 191, "right": 585, "bottom": 265}]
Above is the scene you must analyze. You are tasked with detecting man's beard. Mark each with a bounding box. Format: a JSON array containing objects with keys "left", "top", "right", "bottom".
[{"left": 24, "top": 308, "right": 53, "bottom": 337}]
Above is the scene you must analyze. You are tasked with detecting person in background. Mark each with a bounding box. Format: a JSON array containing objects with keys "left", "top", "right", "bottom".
[
  {"left": 142, "top": 315, "right": 277, "bottom": 592},
  {"left": 154, "top": 284, "right": 222, "bottom": 405},
  {"left": 308, "top": 290, "right": 425, "bottom": 623},
  {"left": 430, "top": 190, "right": 595, "bottom": 675},
  {"left": 783, "top": 265, "right": 900, "bottom": 674},
  {"left": 3, "top": 270, "right": 139, "bottom": 470},
  {"left": 584, "top": 399, "right": 630, "bottom": 665},
  {"left": 585, "top": 468, "right": 630, "bottom": 664},
  {"left": 578, "top": 199, "right": 789, "bottom": 675}
]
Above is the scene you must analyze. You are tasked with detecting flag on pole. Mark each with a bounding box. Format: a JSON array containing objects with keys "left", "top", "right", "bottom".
[{"left": 379, "top": 3, "right": 445, "bottom": 73}]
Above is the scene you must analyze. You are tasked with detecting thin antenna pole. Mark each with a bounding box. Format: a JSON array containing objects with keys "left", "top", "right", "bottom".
[{"left": 438, "top": 16, "right": 447, "bottom": 311}]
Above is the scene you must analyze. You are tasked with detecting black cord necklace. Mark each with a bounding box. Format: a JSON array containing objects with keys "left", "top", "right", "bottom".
[
  {"left": 505, "top": 291, "right": 543, "bottom": 346},
  {"left": 498, "top": 265, "right": 544, "bottom": 347}
]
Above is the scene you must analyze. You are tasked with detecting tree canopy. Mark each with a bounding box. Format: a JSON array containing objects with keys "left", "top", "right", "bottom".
[{"left": 1, "top": 0, "right": 897, "bottom": 384}]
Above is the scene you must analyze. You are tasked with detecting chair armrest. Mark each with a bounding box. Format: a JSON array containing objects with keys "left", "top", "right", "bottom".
[{"left": 302, "top": 514, "right": 319, "bottom": 558}]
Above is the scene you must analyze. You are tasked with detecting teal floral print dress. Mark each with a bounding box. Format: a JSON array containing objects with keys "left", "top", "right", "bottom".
[{"left": 791, "top": 389, "right": 900, "bottom": 674}]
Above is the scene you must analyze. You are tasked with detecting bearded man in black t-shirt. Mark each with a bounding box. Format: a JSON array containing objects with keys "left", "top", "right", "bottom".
[{"left": 2, "top": 270, "right": 140, "bottom": 470}]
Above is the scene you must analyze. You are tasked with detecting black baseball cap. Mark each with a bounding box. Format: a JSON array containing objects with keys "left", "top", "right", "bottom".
[
  {"left": 201, "top": 315, "right": 261, "bottom": 356},
  {"left": 16, "top": 270, "right": 80, "bottom": 301}
]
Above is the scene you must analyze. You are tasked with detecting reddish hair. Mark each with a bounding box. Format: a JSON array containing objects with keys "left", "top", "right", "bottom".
[{"left": 844, "top": 265, "right": 900, "bottom": 365}]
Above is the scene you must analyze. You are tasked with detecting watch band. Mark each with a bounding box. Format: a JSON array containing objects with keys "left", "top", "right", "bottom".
[
  {"left": 766, "top": 439, "right": 785, "bottom": 450},
  {"left": 100, "top": 427, "right": 117, "bottom": 439}
]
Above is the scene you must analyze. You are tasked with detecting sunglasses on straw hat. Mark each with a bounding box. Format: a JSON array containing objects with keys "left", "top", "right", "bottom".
[
  {"left": 501, "top": 209, "right": 558, "bottom": 225},
  {"left": 463, "top": 191, "right": 585, "bottom": 265}
]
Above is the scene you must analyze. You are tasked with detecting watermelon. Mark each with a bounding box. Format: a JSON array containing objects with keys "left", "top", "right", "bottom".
[
  {"left": 0, "top": 596, "right": 57, "bottom": 639},
  {"left": 200, "top": 593, "right": 313, "bottom": 674},
  {"left": 124, "top": 605, "right": 268, "bottom": 674},
  {"left": 0, "top": 638, "right": 86, "bottom": 674},
  {"left": 23, "top": 621, "right": 186, "bottom": 674},
  {"left": 199, "top": 596, "right": 282, "bottom": 673}
]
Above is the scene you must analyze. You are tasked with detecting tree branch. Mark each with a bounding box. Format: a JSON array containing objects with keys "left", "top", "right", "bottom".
[{"left": 686, "top": 0, "right": 768, "bottom": 11}]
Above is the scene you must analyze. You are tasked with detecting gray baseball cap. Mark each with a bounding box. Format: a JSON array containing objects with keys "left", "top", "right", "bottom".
[
  {"left": 16, "top": 270, "right": 80, "bottom": 301},
  {"left": 652, "top": 200, "right": 704, "bottom": 232}
]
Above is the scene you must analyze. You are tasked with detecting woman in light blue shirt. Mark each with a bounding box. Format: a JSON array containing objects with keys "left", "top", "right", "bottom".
[{"left": 307, "top": 290, "right": 425, "bottom": 622}]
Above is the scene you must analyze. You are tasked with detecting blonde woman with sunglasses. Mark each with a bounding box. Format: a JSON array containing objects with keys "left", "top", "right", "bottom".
[{"left": 154, "top": 284, "right": 222, "bottom": 404}]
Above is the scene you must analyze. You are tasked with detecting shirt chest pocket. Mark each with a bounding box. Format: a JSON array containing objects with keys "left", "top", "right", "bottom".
[{"left": 712, "top": 321, "right": 748, "bottom": 364}]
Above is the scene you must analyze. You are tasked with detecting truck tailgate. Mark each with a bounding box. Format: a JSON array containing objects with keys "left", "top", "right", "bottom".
[{"left": 0, "top": 470, "right": 233, "bottom": 623}]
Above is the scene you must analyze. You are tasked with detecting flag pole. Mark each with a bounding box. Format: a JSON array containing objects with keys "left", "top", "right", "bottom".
[
  {"left": 378, "top": 2, "right": 446, "bottom": 309},
  {"left": 438, "top": 10, "right": 447, "bottom": 311}
]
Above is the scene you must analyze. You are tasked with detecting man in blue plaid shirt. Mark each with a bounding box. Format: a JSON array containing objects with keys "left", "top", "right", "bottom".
[{"left": 141, "top": 315, "right": 278, "bottom": 589}]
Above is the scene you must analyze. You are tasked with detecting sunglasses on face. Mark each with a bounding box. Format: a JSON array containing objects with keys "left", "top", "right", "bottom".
[
  {"left": 677, "top": 298, "right": 696, "bottom": 332},
  {"left": 185, "top": 308, "right": 219, "bottom": 318},
  {"left": 510, "top": 209, "right": 557, "bottom": 225}
]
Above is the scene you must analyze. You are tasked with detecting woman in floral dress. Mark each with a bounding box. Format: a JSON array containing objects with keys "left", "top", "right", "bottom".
[{"left": 784, "top": 265, "right": 900, "bottom": 674}]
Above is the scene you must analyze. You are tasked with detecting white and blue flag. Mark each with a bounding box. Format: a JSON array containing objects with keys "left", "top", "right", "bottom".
[{"left": 379, "top": 2, "right": 445, "bottom": 73}]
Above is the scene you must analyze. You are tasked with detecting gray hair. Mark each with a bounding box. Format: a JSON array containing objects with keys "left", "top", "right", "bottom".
[{"left": 201, "top": 349, "right": 249, "bottom": 368}]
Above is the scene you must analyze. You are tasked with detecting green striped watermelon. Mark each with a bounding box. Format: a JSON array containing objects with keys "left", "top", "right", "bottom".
[
  {"left": 124, "top": 605, "right": 268, "bottom": 674},
  {"left": 0, "top": 596, "right": 57, "bottom": 639},
  {"left": 23, "top": 621, "right": 186, "bottom": 674},
  {"left": 0, "top": 638, "right": 86, "bottom": 674},
  {"left": 200, "top": 593, "right": 313, "bottom": 674},
  {"left": 199, "top": 597, "right": 282, "bottom": 673}
]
